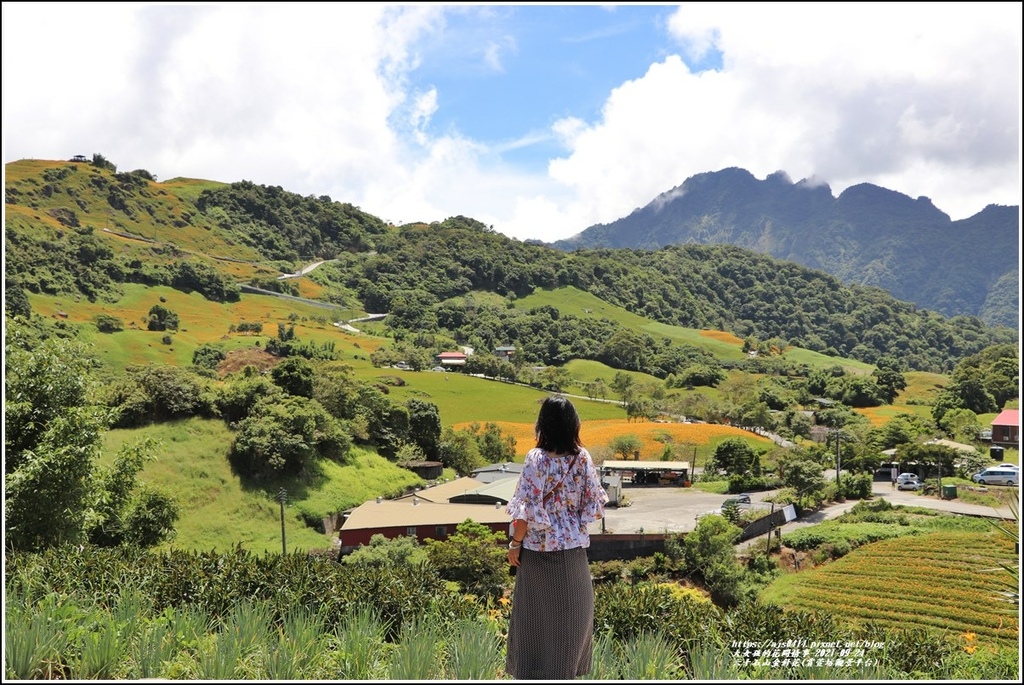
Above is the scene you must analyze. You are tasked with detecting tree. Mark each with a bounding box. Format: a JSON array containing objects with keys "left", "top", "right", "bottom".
[
  {"left": 192, "top": 342, "right": 226, "bottom": 370},
  {"left": 4, "top": 279, "right": 32, "bottom": 319},
  {"left": 104, "top": 364, "right": 209, "bottom": 427},
  {"left": 354, "top": 386, "right": 409, "bottom": 459},
  {"left": 406, "top": 399, "right": 442, "bottom": 460},
  {"left": 709, "top": 438, "right": 757, "bottom": 476},
  {"left": 676, "top": 364, "right": 726, "bottom": 388},
  {"left": 5, "top": 320, "right": 177, "bottom": 552},
  {"left": 609, "top": 434, "right": 643, "bottom": 460},
  {"left": 872, "top": 361, "right": 907, "bottom": 404},
  {"left": 625, "top": 397, "right": 655, "bottom": 422},
  {"left": 932, "top": 368, "right": 998, "bottom": 424},
  {"left": 94, "top": 313, "right": 124, "bottom": 333},
  {"left": 872, "top": 412, "right": 932, "bottom": 450},
  {"left": 437, "top": 427, "right": 485, "bottom": 475},
  {"left": 682, "top": 515, "right": 746, "bottom": 607},
  {"left": 88, "top": 438, "right": 179, "bottom": 548},
  {"left": 610, "top": 372, "right": 637, "bottom": 403},
  {"left": 937, "top": 408, "right": 980, "bottom": 443},
  {"left": 424, "top": 519, "right": 508, "bottom": 601},
  {"left": 5, "top": 327, "right": 108, "bottom": 551},
  {"left": 781, "top": 459, "right": 828, "bottom": 503},
  {"left": 230, "top": 395, "right": 351, "bottom": 479},
  {"left": 214, "top": 375, "right": 283, "bottom": 424},
  {"left": 343, "top": 533, "right": 430, "bottom": 570},
  {"left": 470, "top": 422, "right": 517, "bottom": 463},
  {"left": 91, "top": 152, "right": 116, "bottom": 171},
  {"left": 900, "top": 443, "right": 959, "bottom": 485},
  {"left": 271, "top": 357, "right": 315, "bottom": 398},
  {"left": 146, "top": 304, "right": 179, "bottom": 331}
]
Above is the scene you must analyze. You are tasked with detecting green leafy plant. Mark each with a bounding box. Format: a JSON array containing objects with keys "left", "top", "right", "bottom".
[{"left": 444, "top": 617, "right": 503, "bottom": 680}]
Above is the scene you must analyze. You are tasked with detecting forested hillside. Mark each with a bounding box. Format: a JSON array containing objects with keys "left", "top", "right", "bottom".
[
  {"left": 5, "top": 158, "right": 1016, "bottom": 375},
  {"left": 552, "top": 167, "right": 1020, "bottom": 328}
]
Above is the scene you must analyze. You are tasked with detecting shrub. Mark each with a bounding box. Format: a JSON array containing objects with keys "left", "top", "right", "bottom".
[
  {"left": 839, "top": 471, "right": 874, "bottom": 499},
  {"left": 95, "top": 314, "right": 124, "bottom": 333},
  {"left": 590, "top": 559, "right": 626, "bottom": 584},
  {"left": 192, "top": 343, "right": 226, "bottom": 370},
  {"left": 230, "top": 395, "right": 351, "bottom": 478},
  {"left": 146, "top": 304, "right": 179, "bottom": 332}
]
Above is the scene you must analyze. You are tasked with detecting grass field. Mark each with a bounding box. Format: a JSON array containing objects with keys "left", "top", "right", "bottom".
[
  {"left": 514, "top": 286, "right": 876, "bottom": 373},
  {"left": 100, "top": 418, "right": 424, "bottom": 554},
  {"left": 28, "top": 287, "right": 374, "bottom": 376},
  {"left": 761, "top": 531, "right": 1019, "bottom": 645},
  {"left": 350, "top": 368, "right": 627, "bottom": 426}
]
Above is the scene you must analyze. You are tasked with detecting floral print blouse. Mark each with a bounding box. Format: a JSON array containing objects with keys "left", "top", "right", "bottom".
[{"left": 506, "top": 447, "right": 609, "bottom": 552}]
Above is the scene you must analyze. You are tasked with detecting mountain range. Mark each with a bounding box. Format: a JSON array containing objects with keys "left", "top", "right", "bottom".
[{"left": 550, "top": 168, "right": 1019, "bottom": 329}]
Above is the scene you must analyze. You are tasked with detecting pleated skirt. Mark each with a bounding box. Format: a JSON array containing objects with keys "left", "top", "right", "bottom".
[{"left": 505, "top": 546, "right": 594, "bottom": 680}]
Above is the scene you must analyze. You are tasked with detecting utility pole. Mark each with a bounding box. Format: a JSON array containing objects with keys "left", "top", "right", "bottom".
[
  {"left": 764, "top": 502, "right": 776, "bottom": 557},
  {"left": 834, "top": 430, "right": 842, "bottom": 490},
  {"left": 277, "top": 488, "right": 287, "bottom": 555}
]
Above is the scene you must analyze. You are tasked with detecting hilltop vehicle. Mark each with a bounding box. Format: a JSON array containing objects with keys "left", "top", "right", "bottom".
[
  {"left": 723, "top": 493, "right": 752, "bottom": 509},
  {"left": 971, "top": 467, "right": 1020, "bottom": 486},
  {"left": 699, "top": 493, "right": 753, "bottom": 519}
]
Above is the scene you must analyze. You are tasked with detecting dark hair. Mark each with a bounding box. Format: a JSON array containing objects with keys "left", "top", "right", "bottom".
[{"left": 534, "top": 396, "right": 582, "bottom": 455}]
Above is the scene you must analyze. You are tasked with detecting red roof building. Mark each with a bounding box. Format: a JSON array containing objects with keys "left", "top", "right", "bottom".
[
  {"left": 436, "top": 351, "right": 467, "bottom": 366},
  {"left": 990, "top": 409, "right": 1019, "bottom": 448}
]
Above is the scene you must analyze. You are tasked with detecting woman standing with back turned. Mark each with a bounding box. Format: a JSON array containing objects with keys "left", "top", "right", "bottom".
[{"left": 505, "top": 395, "right": 609, "bottom": 680}]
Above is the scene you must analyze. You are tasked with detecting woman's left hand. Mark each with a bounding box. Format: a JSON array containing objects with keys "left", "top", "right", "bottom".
[{"left": 508, "top": 546, "right": 521, "bottom": 567}]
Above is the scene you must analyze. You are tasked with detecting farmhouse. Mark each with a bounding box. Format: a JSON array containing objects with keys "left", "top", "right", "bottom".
[
  {"left": 336, "top": 465, "right": 624, "bottom": 554},
  {"left": 990, "top": 409, "right": 1019, "bottom": 449},
  {"left": 436, "top": 351, "right": 468, "bottom": 367},
  {"left": 336, "top": 498, "right": 510, "bottom": 552},
  {"left": 494, "top": 345, "right": 516, "bottom": 360}
]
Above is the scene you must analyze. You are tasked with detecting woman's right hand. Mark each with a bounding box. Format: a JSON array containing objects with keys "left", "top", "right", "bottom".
[{"left": 508, "top": 546, "right": 521, "bottom": 567}]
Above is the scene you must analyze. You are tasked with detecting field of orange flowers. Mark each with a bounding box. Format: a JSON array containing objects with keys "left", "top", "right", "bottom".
[{"left": 452, "top": 418, "right": 776, "bottom": 460}]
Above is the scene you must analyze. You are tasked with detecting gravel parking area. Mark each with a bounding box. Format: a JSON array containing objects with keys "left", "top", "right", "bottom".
[{"left": 590, "top": 485, "right": 776, "bottom": 535}]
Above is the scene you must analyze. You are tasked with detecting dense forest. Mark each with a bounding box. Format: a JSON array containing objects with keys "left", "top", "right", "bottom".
[{"left": 5, "top": 161, "right": 1017, "bottom": 377}]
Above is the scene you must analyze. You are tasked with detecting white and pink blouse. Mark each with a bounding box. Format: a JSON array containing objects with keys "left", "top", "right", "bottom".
[{"left": 506, "top": 447, "right": 608, "bottom": 552}]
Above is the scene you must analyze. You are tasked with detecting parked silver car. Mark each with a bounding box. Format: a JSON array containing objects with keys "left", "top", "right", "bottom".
[{"left": 896, "top": 473, "right": 922, "bottom": 491}]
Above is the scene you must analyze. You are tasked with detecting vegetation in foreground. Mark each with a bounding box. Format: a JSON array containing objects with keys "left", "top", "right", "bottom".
[{"left": 5, "top": 508, "right": 1018, "bottom": 681}]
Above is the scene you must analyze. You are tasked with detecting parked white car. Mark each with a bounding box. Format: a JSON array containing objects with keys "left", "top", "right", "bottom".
[
  {"left": 972, "top": 467, "right": 1020, "bottom": 486},
  {"left": 896, "top": 473, "right": 922, "bottom": 491}
]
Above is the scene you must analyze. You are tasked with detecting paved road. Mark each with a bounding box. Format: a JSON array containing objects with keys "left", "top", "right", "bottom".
[{"left": 590, "top": 480, "right": 1016, "bottom": 540}]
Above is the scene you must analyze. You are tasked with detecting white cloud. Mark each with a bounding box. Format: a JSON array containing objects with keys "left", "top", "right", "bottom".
[
  {"left": 527, "top": 2, "right": 1021, "bottom": 240},
  {"left": 3, "top": 3, "right": 1020, "bottom": 246}
]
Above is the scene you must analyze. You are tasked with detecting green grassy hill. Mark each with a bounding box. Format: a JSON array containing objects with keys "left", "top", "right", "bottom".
[
  {"left": 12, "top": 157, "right": 1007, "bottom": 558},
  {"left": 516, "top": 286, "right": 875, "bottom": 373}
]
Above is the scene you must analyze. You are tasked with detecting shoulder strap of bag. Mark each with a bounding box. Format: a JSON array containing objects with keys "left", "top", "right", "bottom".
[{"left": 543, "top": 454, "right": 579, "bottom": 503}]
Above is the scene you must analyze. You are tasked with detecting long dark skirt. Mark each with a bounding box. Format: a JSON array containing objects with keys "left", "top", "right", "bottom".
[{"left": 505, "top": 547, "right": 594, "bottom": 680}]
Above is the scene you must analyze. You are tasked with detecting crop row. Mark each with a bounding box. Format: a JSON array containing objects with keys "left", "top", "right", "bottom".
[
  {"left": 821, "top": 565, "right": 1009, "bottom": 592},
  {"left": 783, "top": 596, "right": 1016, "bottom": 644},
  {"left": 794, "top": 578, "right": 1009, "bottom": 616}
]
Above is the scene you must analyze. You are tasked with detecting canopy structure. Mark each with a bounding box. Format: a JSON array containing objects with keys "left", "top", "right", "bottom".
[{"left": 600, "top": 460, "right": 690, "bottom": 485}]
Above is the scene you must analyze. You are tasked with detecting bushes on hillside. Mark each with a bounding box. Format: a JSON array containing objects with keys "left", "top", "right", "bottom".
[
  {"left": 104, "top": 365, "right": 212, "bottom": 428},
  {"left": 229, "top": 396, "right": 351, "bottom": 479},
  {"left": 94, "top": 313, "right": 124, "bottom": 333}
]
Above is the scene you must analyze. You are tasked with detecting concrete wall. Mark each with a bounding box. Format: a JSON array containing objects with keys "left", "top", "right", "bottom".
[{"left": 587, "top": 533, "right": 672, "bottom": 562}]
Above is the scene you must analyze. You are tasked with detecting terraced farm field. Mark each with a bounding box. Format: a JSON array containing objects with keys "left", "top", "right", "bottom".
[{"left": 762, "top": 531, "right": 1019, "bottom": 645}]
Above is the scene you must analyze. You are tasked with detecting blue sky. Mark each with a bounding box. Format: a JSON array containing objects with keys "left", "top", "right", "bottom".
[{"left": 2, "top": 3, "right": 1020, "bottom": 243}]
